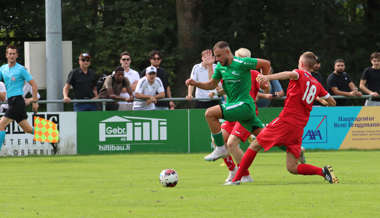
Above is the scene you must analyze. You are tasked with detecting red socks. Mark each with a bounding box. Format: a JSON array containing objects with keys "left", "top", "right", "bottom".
[
  {"left": 223, "top": 156, "right": 236, "bottom": 171},
  {"left": 237, "top": 164, "right": 250, "bottom": 176},
  {"left": 232, "top": 149, "right": 257, "bottom": 182},
  {"left": 297, "top": 164, "right": 324, "bottom": 177},
  {"left": 223, "top": 156, "right": 250, "bottom": 176}
]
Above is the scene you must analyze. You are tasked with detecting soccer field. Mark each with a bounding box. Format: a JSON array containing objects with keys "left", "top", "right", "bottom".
[{"left": 0, "top": 150, "right": 379, "bottom": 217}]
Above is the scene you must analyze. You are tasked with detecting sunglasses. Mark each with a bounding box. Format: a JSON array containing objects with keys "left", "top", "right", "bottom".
[
  {"left": 152, "top": 58, "right": 161, "bottom": 61},
  {"left": 121, "top": 58, "right": 131, "bottom": 61},
  {"left": 81, "top": 59, "right": 91, "bottom": 62}
]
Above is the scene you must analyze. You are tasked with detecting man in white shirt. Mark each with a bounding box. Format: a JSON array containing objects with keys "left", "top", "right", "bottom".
[
  {"left": 0, "top": 81, "right": 41, "bottom": 113},
  {"left": 133, "top": 66, "right": 165, "bottom": 110},
  {"left": 186, "top": 50, "right": 219, "bottom": 108},
  {"left": 112, "top": 51, "right": 140, "bottom": 110}
]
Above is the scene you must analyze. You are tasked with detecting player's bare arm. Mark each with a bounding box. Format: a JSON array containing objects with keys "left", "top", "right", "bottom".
[
  {"left": 203, "top": 49, "right": 216, "bottom": 78},
  {"left": 208, "top": 87, "right": 226, "bottom": 98},
  {"left": 257, "top": 71, "right": 298, "bottom": 84},
  {"left": 317, "top": 96, "right": 336, "bottom": 107},
  {"left": 255, "top": 59, "right": 271, "bottom": 75},
  {"left": 28, "top": 79, "right": 39, "bottom": 112},
  {"left": 186, "top": 78, "right": 220, "bottom": 90}
]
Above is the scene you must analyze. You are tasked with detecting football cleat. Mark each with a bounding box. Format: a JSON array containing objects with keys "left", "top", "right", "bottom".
[
  {"left": 298, "top": 147, "right": 306, "bottom": 164},
  {"left": 223, "top": 180, "right": 241, "bottom": 185},
  {"left": 204, "top": 147, "right": 229, "bottom": 162},
  {"left": 225, "top": 167, "right": 238, "bottom": 182},
  {"left": 241, "top": 175, "right": 254, "bottom": 183},
  {"left": 323, "top": 165, "right": 339, "bottom": 184}
]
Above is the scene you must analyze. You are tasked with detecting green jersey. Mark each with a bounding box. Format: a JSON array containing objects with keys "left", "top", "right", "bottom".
[{"left": 212, "top": 56, "right": 258, "bottom": 103}]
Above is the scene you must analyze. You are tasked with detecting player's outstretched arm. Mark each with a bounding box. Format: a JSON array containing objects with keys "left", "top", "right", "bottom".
[
  {"left": 316, "top": 96, "right": 336, "bottom": 106},
  {"left": 255, "top": 59, "right": 271, "bottom": 75},
  {"left": 185, "top": 78, "right": 220, "bottom": 90},
  {"left": 257, "top": 71, "right": 297, "bottom": 84}
]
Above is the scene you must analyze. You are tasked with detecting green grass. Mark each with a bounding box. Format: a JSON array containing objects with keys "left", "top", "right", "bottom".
[{"left": 0, "top": 150, "right": 379, "bottom": 217}]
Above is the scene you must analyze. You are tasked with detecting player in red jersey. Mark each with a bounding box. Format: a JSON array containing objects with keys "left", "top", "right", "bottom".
[
  {"left": 224, "top": 51, "right": 339, "bottom": 185},
  {"left": 209, "top": 48, "right": 270, "bottom": 183}
]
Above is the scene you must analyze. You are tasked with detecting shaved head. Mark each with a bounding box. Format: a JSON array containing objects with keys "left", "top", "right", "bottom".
[
  {"left": 213, "top": 41, "right": 230, "bottom": 51},
  {"left": 300, "top": 52, "right": 317, "bottom": 69}
]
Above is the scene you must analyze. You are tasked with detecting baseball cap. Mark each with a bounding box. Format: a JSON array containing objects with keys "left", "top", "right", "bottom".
[
  {"left": 79, "top": 53, "right": 91, "bottom": 60},
  {"left": 146, "top": 66, "right": 157, "bottom": 74},
  {"left": 316, "top": 56, "right": 321, "bottom": 62}
]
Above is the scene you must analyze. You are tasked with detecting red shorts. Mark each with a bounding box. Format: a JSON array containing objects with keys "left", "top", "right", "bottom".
[
  {"left": 221, "top": 121, "right": 252, "bottom": 142},
  {"left": 256, "top": 118, "right": 303, "bottom": 159}
]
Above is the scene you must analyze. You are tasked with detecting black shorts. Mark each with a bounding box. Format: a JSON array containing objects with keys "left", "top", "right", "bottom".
[{"left": 5, "top": 95, "right": 28, "bottom": 123}]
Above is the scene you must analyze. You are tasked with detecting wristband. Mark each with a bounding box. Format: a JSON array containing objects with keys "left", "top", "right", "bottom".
[{"left": 32, "top": 101, "right": 38, "bottom": 103}]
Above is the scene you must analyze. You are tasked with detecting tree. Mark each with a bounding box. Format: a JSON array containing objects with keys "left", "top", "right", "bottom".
[{"left": 174, "top": 0, "right": 203, "bottom": 108}]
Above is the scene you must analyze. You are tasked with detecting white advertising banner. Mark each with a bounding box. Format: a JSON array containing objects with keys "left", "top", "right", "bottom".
[{"left": 0, "top": 112, "right": 77, "bottom": 156}]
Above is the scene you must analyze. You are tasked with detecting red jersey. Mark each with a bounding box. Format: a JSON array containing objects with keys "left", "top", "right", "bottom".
[
  {"left": 279, "top": 69, "right": 329, "bottom": 128},
  {"left": 250, "top": 70, "right": 260, "bottom": 116},
  {"left": 221, "top": 69, "right": 261, "bottom": 115}
]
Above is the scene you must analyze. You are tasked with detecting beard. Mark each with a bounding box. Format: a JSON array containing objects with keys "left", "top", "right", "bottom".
[
  {"left": 336, "top": 70, "right": 344, "bottom": 75},
  {"left": 220, "top": 57, "right": 229, "bottom": 66},
  {"left": 313, "top": 66, "right": 319, "bottom": 72}
]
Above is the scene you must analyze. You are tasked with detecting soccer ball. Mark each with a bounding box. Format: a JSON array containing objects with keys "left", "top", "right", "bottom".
[{"left": 159, "top": 169, "right": 179, "bottom": 187}]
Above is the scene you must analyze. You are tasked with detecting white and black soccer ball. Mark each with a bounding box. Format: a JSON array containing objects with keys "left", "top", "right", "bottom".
[{"left": 159, "top": 169, "right": 179, "bottom": 187}]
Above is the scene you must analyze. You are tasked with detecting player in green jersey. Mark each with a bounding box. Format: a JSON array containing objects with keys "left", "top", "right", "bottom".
[{"left": 186, "top": 41, "right": 271, "bottom": 161}]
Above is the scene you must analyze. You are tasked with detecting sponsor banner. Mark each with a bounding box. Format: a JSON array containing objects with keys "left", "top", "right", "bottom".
[
  {"left": 302, "top": 106, "right": 380, "bottom": 149},
  {"left": 0, "top": 112, "right": 77, "bottom": 156},
  {"left": 77, "top": 110, "right": 188, "bottom": 154}
]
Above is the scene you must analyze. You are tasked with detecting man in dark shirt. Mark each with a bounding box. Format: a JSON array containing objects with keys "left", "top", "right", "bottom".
[
  {"left": 97, "top": 66, "right": 133, "bottom": 111},
  {"left": 310, "top": 56, "right": 325, "bottom": 106},
  {"left": 63, "top": 53, "right": 98, "bottom": 111},
  {"left": 140, "top": 50, "right": 174, "bottom": 110},
  {"left": 326, "top": 59, "right": 362, "bottom": 106},
  {"left": 360, "top": 52, "right": 380, "bottom": 106}
]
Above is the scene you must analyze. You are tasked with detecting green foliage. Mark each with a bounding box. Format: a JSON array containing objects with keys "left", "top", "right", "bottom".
[
  {"left": 0, "top": 151, "right": 379, "bottom": 216},
  {"left": 0, "top": 0, "right": 45, "bottom": 65},
  {"left": 62, "top": 0, "right": 179, "bottom": 80}
]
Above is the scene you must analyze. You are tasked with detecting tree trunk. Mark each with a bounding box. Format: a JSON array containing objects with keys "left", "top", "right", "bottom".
[{"left": 174, "top": 0, "right": 203, "bottom": 108}]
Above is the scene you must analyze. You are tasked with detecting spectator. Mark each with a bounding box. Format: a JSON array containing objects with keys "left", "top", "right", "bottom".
[
  {"left": 359, "top": 52, "right": 380, "bottom": 106},
  {"left": 186, "top": 50, "right": 219, "bottom": 108},
  {"left": 140, "top": 50, "right": 174, "bottom": 110},
  {"left": 112, "top": 51, "right": 140, "bottom": 111},
  {"left": 0, "top": 81, "right": 41, "bottom": 113},
  {"left": 63, "top": 53, "right": 98, "bottom": 111},
  {"left": 310, "top": 56, "right": 325, "bottom": 106},
  {"left": 256, "top": 67, "right": 284, "bottom": 108},
  {"left": 326, "top": 59, "right": 362, "bottom": 106},
  {"left": 134, "top": 66, "right": 165, "bottom": 111},
  {"left": 97, "top": 66, "right": 133, "bottom": 111},
  {"left": 0, "top": 82, "right": 6, "bottom": 112}
]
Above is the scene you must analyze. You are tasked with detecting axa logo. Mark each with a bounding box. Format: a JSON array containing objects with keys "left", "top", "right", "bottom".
[
  {"left": 302, "top": 115, "right": 327, "bottom": 143},
  {"left": 303, "top": 130, "right": 322, "bottom": 140},
  {"left": 99, "top": 116, "right": 167, "bottom": 142}
]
